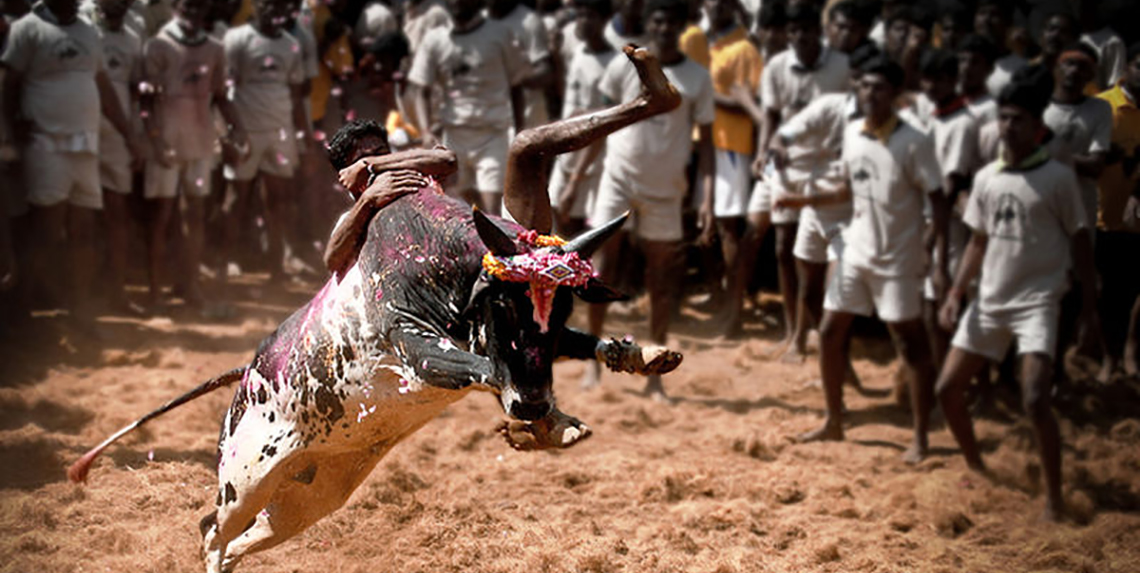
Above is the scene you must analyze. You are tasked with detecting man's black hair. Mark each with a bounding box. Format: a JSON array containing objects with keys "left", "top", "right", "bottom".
[
  {"left": 919, "top": 48, "right": 958, "bottom": 78},
  {"left": 576, "top": 0, "right": 614, "bottom": 18},
  {"left": 757, "top": 1, "right": 786, "bottom": 29},
  {"left": 860, "top": 54, "right": 905, "bottom": 88},
  {"left": 940, "top": 1, "right": 972, "bottom": 30},
  {"left": 957, "top": 33, "right": 999, "bottom": 65},
  {"left": 327, "top": 119, "right": 388, "bottom": 171},
  {"left": 643, "top": 0, "right": 687, "bottom": 23},
  {"left": 828, "top": 0, "right": 873, "bottom": 28},
  {"left": 999, "top": 65, "right": 1054, "bottom": 117},
  {"left": 785, "top": 2, "right": 820, "bottom": 28},
  {"left": 848, "top": 42, "right": 880, "bottom": 70},
  {"left": 976, "top": 0, "right": 1014, "bottom": 21},
  {"left": 368, "top": 30, "right": 410, "bottom": 60}
]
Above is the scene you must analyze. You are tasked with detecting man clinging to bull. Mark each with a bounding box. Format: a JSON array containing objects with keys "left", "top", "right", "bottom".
[{"left": 69, "top": 45, "right": 685, "bottom": 573}]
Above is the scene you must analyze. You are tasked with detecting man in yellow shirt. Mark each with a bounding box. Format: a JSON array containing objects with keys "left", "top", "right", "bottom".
[
  {"left": 680, "top": 0, "right": 762, "bottom": 314},
  {"left": 1096, "top": 43, "right": 1140, "bottom": 378}
]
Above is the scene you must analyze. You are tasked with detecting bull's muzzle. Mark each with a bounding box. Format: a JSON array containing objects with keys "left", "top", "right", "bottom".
[{"left": 508, "top": 399, "right": 553, "bottom": 422}]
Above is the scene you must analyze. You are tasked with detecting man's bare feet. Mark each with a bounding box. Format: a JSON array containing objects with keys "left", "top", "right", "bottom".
[
  {"left": 779, "top": 344, "right": 807, "bottom": 364},
  {"left": 497, "top": 407, "right": 592, "bottom": 450},
  {"left": 902, "top": 440, "right": 928, "bottom": 465},
  {"left": 624, "top": 45, "right": 682, "bottom": 115},
  {"left": 1040, "top": 498, "right": 1066, "bottom": 523},
  {"left": 581, "top": 362, "right": 601, "bottom": 390},
  {"left": 796, "top": 422, "right": 843, "bottom": 443},
  {"left": 641, "top": 374, "right": 674, "bottom": 404},
  {"left": 1124, "top": 344, "right": 1138, "bottom": 377}
]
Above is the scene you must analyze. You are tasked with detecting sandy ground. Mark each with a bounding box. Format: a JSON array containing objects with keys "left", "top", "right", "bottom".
[{"left": 2, "top": 274, "right": 1139, "bottom": 573}]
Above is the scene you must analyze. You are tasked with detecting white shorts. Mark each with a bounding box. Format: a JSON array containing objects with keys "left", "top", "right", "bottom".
[
  {"left": 145, "top": 157, "right": 214, "bottom": 199},
  {"left": 590, "top": 166, "right": 683, "bottom": 242},
  {"left": 713, "top": 149, "right": 751, "bottom": 218},
  {"left": 25, "top": 148, "right": 101, "bottom": 210},
  {"left": 548, "top": 161, "right": 599, "bottom": 220},
  {"left": 443, "top": 125, "right": 508, "bottom": 194},
  {"left": 951, "top": 301, "right": 1059, "bottom": 361},
  {"left": 793, "top": 207, "right": 846, "bottom": 264},
  {"left": 224, "top": 129, "right": 299, "bottom": 182},
  {"left": 99, "top": 128, "right": 132, "bottom": 194},
  {"left": 823, "top": 258, "right": 923, "bottom": 323},
  {"left": 747, "top": 178, "right": 801, "bottom": 224}
]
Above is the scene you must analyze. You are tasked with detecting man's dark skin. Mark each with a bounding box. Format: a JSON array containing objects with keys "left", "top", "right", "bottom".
[
  {"left": 1052, "top": 52, "right": 1107, "bottom": 179},
  {"left": 936, "top": 103, "right": 1103, "bottom": 523},
  {"left": 488, "top": 0, "right": 554, "bottom": 92},
  {"left": 957, "top": 39, "right": 994, "bottom": 102},
  {"left": 796, "top": 70, "right": 945, "bottom": 470},
  {"left": 1038, "top": 13, "right": 1078, "bottom": 73}
]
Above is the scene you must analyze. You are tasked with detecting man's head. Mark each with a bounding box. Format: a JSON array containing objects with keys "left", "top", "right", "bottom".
[
  {"left": 44, "top": 0, "right": 79, "bottom": 24},
  {"left": 174, "top": 0, "right": 211, "bottom": 30},
  {"left": 327, "top": 120, "right": 389, "bottom": 196},
  {"left": 755, "top": 1, "right": 787, "bottom": 55},
  {"left": 643, "top": 0, "right": 687, "bottom": 54},
  {"left": 95, "top": 0, "right": 133, "bottom": 28},
  {"left": 974, "top": 0, "right": 1012, "bottom": 47},
  {"left": 847, "top": 42, "right": 879, "bottom": 89},
  {"left": 1125, "top": 42, "right": 1140, "bottom": 96},
  {"left": 956, "top": 34, "right": 997, "bottom": 95},
  {"left": 785, "top": 3, "right": 821, "bottom": 62},
  {"left": 938, "top": 2, "right": 971, "bottom": 50},
  {"left": 445, "top": 0, "right": 482, "bottom": 25},
  {"left": 997, "top": 66, "right": 1052, "bottom": 156},
  {"left": 883, "top": 4, "right": 912, "bottom": 61},
  {"left": 704, "top": 0, "right": 736, "bottom": 32},
  {"left": 1040, "top": 10, "right": 1078, "bottom": 60},
  {"left": 252, "top": 0, "right": 290, "bottom": 35},
  {"left": 919, "top": 48, "right": 958, "bottom": 105},
  {"left": 361, "top": 31, "right": 410, "bottom": 90},
  {"left": 857, "top": 54, "right": 904, "bottom": 120},
  {"left": 827, "top": 0, "right": 872, "bottom": 54},
  {"left": 576, "top": 0, "right": 614, "bottom": 46},
  {"left": 1054, "top": 42, "right": 1097, "bottom": 95}
]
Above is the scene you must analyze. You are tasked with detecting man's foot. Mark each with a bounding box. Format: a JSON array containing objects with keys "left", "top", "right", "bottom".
[
  {"left": 108, "top": 296, "right": 147, "bottom": 317},
  {"left": 964, "top": 454, "right": 987, "bottom": 474},
  {"left": 581, "top": 363, "right": 601, "bottom": 390},
  {"left": 763, "top": 339, "right": 792, "bottom": 360},
  {"left": 1124, "top": 345, "right": 1138, "bottom": 377},
  {"left": 497, "top": 407, "right": 592, "bottom": 451},
  {"left": 796, "top": 423, "right": 843, "bottom": 443},
  {"left": 1097, "top": 356, "right": 1115, "bottom": 384},
  {"left": 902, "top": 441, "right": 928, "bottom": 465},
  {"left": 779, "top": 344, "right": 807, "bottom": 364},
  {"left": 1040, "top": 498, "right": 1066, "bottom": 523},
  {"left": 640, "top": 374, "right": 674, "bottom": 404},
  {"left": 624, "top": 45, "right": 682, "bottom": 115}
]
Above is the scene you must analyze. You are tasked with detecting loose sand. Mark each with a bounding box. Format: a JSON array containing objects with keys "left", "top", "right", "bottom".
[{"left": 2, "top": 275, "right": 1139, "bottom": 573}]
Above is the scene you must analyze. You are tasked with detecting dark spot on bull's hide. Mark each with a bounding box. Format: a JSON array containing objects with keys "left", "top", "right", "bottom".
[
  {"left": 314, "top": 386, "right": 345, "bottom": 424},
  {"left": 229, "top": 385, "right": 249, "bottom": 436},
  {"left": 215, "top": 490, "right": 222, "bottom": 506},
  {"left": 268, "top": 412, "right": 275, "bottom": 423},
  {"left": 257, "top": 386, "right": 268, "bottom": 404},
  {"left": 262, "top": 445, "right": 277, "bottom": 458},
  {"left": 291, "top": 464, "right": 317, "bottom": 484},
  {"left": 224, "top": 482, "right": 237, "bottom": 504}
]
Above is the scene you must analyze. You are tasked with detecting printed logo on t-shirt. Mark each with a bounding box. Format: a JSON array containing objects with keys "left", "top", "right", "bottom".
[
  {"left": 52, "top": 37, "right": 88, "bottom": 61},
  {"left": 990, "top": 192, "right": 1027, "bottom": 240},
  {"left": 446, "top": 47, "right": 479, "bottom": 79},
  {"left": 848, "top": 156, "right": 880, "bottom": 222},
  {"left": 105, "top": 44, "right": 128, "bottom": 71}
]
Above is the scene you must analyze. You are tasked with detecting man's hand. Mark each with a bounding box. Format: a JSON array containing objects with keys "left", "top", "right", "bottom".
[
  {"left": 151, "top": 138, "right": 175, "bottom": 169},
  {"left": 338, "top": 158, "right": 371, "bottom": 194},
  {"left": 361, "top": 169, "right": 428, "bottom": 208},
  {"left": 697, "top": 200, "right": 715, "bottom": 246},
  {"left": 773, "top": 194, "right": 805, "bottom": 210},
  {"left": 729, "top": 83, "right": 753, "bottom": 108},
  {"left": 1125, "top": 195, "right": 1140, "bottom": 229},
  {"left": 939, "top": 290, "right": 962, "bottom": 332},
  {"left": 931, "top": 266, "right": 950, "bottom": 304}
]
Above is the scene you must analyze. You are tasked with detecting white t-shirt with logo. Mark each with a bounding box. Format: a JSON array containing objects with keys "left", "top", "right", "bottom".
[
  {"left": 494, "top": 4, "right": 550, "bottom": 128},
  {"left": 775, "top": 91, "right": 857, "bottom": 223},
  {"left": 144, "top": 22, "right": 226, "bottom": 160},
  {"left": 599, "top": 55, "right": 715, "bottom": 200},
  {"left": 840, "top": 118, "right": 942, "bottom": 277},
  {"left": 553, "top": 46, "right": 619, "bottom": 178},
  {"left": 759, "top": 46, "right": 849, "bottom": 121},
  {"left": 224, "top": 24, "right": 304, "bottom": 133},
  {"left": 96, "top": 24, "right": 141, "bottom": 141},
  {"left": 963, "top": 158, "right": 1087, "bottom": 312}
]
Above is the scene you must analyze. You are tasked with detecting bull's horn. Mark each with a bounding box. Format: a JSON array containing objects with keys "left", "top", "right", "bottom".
[
  {"left": 562, "top": 211, "right": 629, "bottom": 258},
  {"left": 473, "top": 207, "right": 521, "bottom": 257}
]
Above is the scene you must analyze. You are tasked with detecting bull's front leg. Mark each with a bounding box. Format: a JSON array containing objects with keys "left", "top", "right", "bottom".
[
  {"left": 557, "top": 327, "right": 683, "bottom": 375},
  {"left": 387, "top": 323, "right": 494, "bottom": 390}
]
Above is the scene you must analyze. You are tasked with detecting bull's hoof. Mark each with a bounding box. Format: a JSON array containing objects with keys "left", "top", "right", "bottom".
[
  {"left": 623, "top": 45, "right": 682, "bottom": 115},
  {"left": 497, "top": 408, "right": 592, "bottom": 451},
  {"left": 597, "top": 339, "right": 683, "bottom": 376}
]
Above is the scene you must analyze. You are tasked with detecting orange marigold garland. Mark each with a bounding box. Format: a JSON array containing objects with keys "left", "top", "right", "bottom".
[{"left": 480, "top": 230, "right": 596, "bottom": 332}]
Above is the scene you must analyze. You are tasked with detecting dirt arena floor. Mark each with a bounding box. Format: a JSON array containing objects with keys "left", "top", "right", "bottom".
[{"left": 2, "top": 274, "right": 1139, "bottom": 573}]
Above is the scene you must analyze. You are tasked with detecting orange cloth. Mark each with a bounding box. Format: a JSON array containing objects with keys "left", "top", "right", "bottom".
[
  {"left": 707, "top": 27, "right": 763, "bottom": 154},
  {"left": 385, "top": 109, "right": 421, "bottom": 145},
  {"left": 307, "top": 0, "right": 354, "bottom": 123},
  {"left": 1097, "top": 84, "right": 1140, "bottom": 231},
  {"left": 679, "top": 23, "right": 710, "bottom": 69}
]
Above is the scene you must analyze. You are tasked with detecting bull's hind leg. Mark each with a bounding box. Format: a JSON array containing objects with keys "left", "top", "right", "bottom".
[
  {"left": 504, "top": 45, "right": 682, "bottom": 233},
  {"left": 219, "top": 450, "right": 383, "bottom": 571}
]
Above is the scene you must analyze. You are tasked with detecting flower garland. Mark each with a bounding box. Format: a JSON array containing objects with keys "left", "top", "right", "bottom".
[{"left": 480, "top": 231, "right": 597, "bottom": 332}]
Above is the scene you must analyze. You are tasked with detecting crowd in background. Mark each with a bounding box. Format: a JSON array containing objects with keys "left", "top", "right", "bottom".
[{"left": 3, "top": 0, "right": 1140, "bottom": 520}]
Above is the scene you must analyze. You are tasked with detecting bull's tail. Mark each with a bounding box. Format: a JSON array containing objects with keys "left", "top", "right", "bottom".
[{"left": 67, "top": 366, "right": 247, "bottom": 483}]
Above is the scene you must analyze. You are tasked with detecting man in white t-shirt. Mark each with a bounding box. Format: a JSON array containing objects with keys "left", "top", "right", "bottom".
[
  {"left": 936, "top": 76, "right": 1102, "bottom": 523},
  {"left": 604, "top": 0, "right": 647, "bottom": 51},
  {"left": 957, "top": 34, "right": 998, "bottom": 125},
  {"left": 974, "top": 0, "right": 1026, "bottom": 97},
  {"left": 1078, "top": 1, "right": 1125, "bottom": 91},
  {"left": 798, "top": 57, "right": 945, "bottom": 469},
  {"left": 222, "top": 0, "right": 310, "bottom": 280},
  {"left": 547, "top": 0, "right": 616, "bottom": 236},
  {"left": 489, "top": 0, "right": 553, "bottom": 129},
  {"left": 733, "top": 3, "right": 848, "bottom": 347},
  {"left": 91, "top": 0, "right": 142, "bottom": 313},
  {"left": 408, "top": 0, "right": 527, "bottom": 216},
  {"left": 585, "top": 0, "right": 714, "bottom": 398},
  {"left": 917, "top": 49, "right": 980, "bottom": 367},
  {"left": 1, "top": 0, "right": 139, "bottom": 329}
]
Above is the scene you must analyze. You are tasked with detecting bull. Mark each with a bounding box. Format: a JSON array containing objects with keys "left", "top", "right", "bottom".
[{"left": 68, "top": 46, "right": 684, "bottom": 573}]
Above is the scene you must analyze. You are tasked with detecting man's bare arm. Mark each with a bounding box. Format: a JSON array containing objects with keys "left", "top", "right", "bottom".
[
  {"left": 95, "top": 71, "right": 133, "bottom": 140},
  {"left": 325, "top": 170, "right": 429, "bottom": 277},
  {"left": 338, "top": 147, "right": 457, "bottom": 195}
]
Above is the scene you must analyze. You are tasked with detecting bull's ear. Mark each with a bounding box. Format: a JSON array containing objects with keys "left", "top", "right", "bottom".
[
  {"left": 473, "top": 208, "right": 521, "bottom": 257},
  {"left": 463, "top": 274, "right": 493, "bottom": 316},
  {"left": 573, "top": 278, "right": 629, "bottom": 303}
]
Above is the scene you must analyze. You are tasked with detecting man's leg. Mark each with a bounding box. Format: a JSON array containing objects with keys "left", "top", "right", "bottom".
[
  {"left": 721, "top": 210, "right": 770, "bottom": 337},
  {"left": 886, "top": 318, "right": 938, "bottom": 464},
  {"left": 642, "top": 238, "right": 681, "bottom": 398},
  {"left": 1020, "top": 352, "right": 1064, "bottom": 521},
  {"left": 220, "top": 179, "right": 255, "bottom": 288},
  {"left": 67, "top": 205, "right": 99, "bottom": 327},
  {"left": 936, "top": 346, "right": 990, "bottom": 470},
  {"left": 716, "top": 216, "right": 743, "bottom": 293},
  {"left": 924, "top": 298, "right": 951, "bottom": 369},
  {"left": 773, "top": 222, "right": 799, "bottom": 351},
  {"left": 584, "top": 231, "right": 626, "bottom": 389},
  {"left": 798, "top": 309, "right": 857, "bottom": 442},
  {"left": 503, "top": 46, "right": 681, "bottom": 233},
  {"left": 261, "top": 173, "right": 295, "bottom": 280},
  {"left": 182, "top": 195, "right": 207, "bottom": 305},
  {"left": 786, "top": 257, "right": 827, "bottom": 363},
  {"left": 102, "top": 189, "right": 131, "bottom": 311},
  {"left": 147, "top": 198, "right": 177, "bottom": 307},
  {"left": 1124, "top": 294, "right": 1140, "bottom": 376}
]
